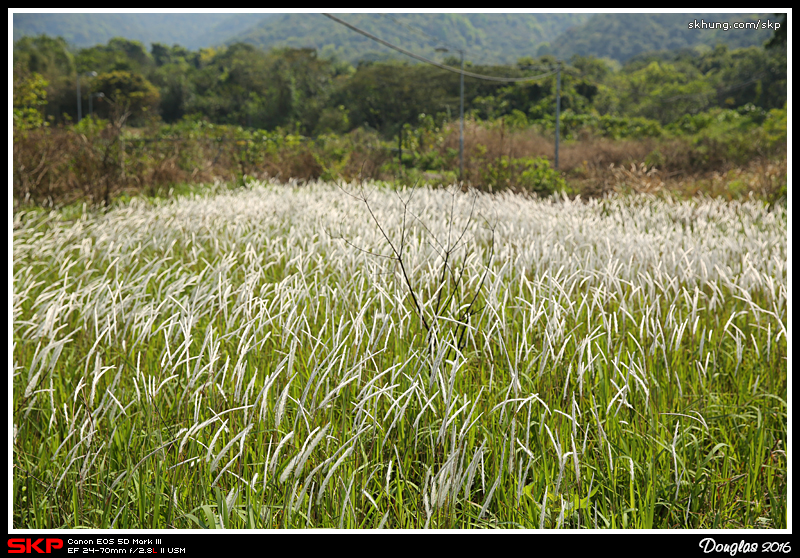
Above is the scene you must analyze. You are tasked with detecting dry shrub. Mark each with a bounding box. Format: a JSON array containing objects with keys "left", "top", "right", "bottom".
[
  {"left": 438, "top": 121, "right": 656, "bottom": 184},
  {"left": 270, "top": 146, "right": 325, "bottom": 182},
  {"left": 433, "top": 120, "right": 785, "bottom": 199},
  {"left": 14, "top": 128, "right": 73, "bottom": 206},
  {"left": 575, "top": 157, "right": 788, "bottom": 200},
  {"left": 14, "top": 118, "right": 787, "bottom": 208},
  {"left": 14, "top": 126, "right": 130, "bottom": 207},
  {"left": 341, "top": 148, "right": 393, "bottom": 182},
  {"left": 338, "top": 129, "right": 393, "bottom": 182},
  {"left": 560, "top": 138, "right": 657, "bottom": 173},
  {"left": 664, "top": 158, "right": 788, "bottom": 200},
  {"left": 14, "top": 126, "right": 341, "bottom": 206}
]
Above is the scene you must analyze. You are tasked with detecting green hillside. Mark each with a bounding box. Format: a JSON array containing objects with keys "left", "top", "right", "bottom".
[
  {"left": 14, "top": 13, "right": 782, "bottom": 66},
  {"left": 550, "top": 13, "right": 778, "bottom": 62},
  {"left": 12, "top": 13, "right": 269, "bottom": 50},
  {"left": 232, "top": 13, "right": 591, "bottom": 65}
]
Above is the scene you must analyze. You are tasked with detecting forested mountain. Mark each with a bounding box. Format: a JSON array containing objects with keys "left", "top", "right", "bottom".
[
  {"left": 12, "top": 12, "right": 589, "bottom": 65},
  {"left": 11, "top": 13, "right": 269, "bottom": 50},
  {"left": 14, "top": 12, "right": 781, "bottom": 65},
  {"left": 549, "top": 13, "right": 778, "bottom": 62},
  {"left": 232, "top": 13, "right": 590, "bottom": 65}
]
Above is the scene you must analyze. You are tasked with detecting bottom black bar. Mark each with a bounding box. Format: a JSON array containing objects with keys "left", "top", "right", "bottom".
[{"left": 5, "top": 532, "right": 795, "bottom": 552}]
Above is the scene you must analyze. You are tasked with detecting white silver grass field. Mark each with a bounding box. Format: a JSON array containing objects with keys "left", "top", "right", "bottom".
[{"left": 12, "top": 180, "right": 787, "bottom": 529}]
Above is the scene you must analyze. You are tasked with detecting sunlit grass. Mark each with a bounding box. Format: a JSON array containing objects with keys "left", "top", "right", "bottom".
[{"left": 12, "top": 180, "right": 787, "bottom": 529}]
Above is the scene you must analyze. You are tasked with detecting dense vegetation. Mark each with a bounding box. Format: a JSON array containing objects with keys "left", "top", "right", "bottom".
[
  {"left": 12, "top": 31, "right": 787, "bottom": 208},
  {"left": 14, "top": 31, "right": 787, "bottom": 209},
  {"left": 13, "top": 31, "right": 786, "bottom": 133},
  {"left": 14, "top": 13, "right": 779, "bottom": 65}
]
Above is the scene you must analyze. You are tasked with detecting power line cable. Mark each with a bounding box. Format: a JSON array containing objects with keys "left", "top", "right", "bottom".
[{"left": 322, "top": 13, "right": 557, "bottom": 83}]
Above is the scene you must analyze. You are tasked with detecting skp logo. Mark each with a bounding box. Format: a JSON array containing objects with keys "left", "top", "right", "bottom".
[{"left": 8, "top": 539, "right": 63, "bottom": 554}]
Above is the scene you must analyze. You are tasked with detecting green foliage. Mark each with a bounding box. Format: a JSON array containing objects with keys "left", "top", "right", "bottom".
[
  {"left": 11, "top": 31, "right": 788, "bottom": 207},
  {"left": 235, "top": 13, "right": 590, "bottom": 66},
  {"left": 559, "top": 112, "right": 663, "bottom": 139},
  {"left": 617, "top": 44, "right": 786, "bottom": 118},
  {"left": 176, "top": 45, "right": 341, "bottom": 133},
  {"left": 762, "top": 105, "right": 787, "bottom": 147},
  {"left": 13, "top": 34, "right": 74, "bottom": 77},
  {"left": 92, "top": 70, "right": 160, "bottom": 124},
  {"left": 13, "top": 72, "right": 49, "bottom": 132},
  {"left": 569, "top": 54, "right": 614, "bottom": 81},
  {"left": 77, "top": 38, "right": 154, "bottom": 74},
  {"left": 653, "top": 103, "right": 786, "bottom": 171},
  {"left": 314, "top": 105, "right": 351, "bottom": 135},
  {"left": 477, "top": 154, "right": 566, "bottom": 195},
  {"left": 336, "top": 61, "right": 456, "bottom": 135},
  {"left": 13, "top": 35, "right": 78, "bottom": 124},
  {"left": 764, "top": 13, "right": 787, "bottom": 49},
  {"left": 667, "top": 105, "right": 767, "bottom": 136},
  {"left": 518, "top": 157, "right": 567, "bottom": 194},
  {"left": 12, "top": 31, "right": 787, "bottom": 139}
]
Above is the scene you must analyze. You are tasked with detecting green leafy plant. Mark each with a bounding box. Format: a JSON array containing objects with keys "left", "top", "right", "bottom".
[
  {"left": 477, "top": 155, "right": 565, "bottom": 195},
  {"left": 13, "top": 72, "right": 49, "bottom": 133}
]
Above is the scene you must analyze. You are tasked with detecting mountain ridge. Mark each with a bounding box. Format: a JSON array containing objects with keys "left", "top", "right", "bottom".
[{"left": 13, "top": 12, "right": 779, "bottom": 65}]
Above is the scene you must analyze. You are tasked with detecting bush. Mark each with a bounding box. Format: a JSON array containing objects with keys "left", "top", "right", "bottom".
[
  {"left": 478, "top": 155, "right": 565, "bottom": 195},
  {"left": 540, "top": 111, "right": 663, "bottom": 140},
  {"left": 763, "top": 105, "right": 787, "bottom": 148},
  {"left": 518, "top": 157, "right": 567, "bottom": 194},
  {"left": 13, "top": 72, "right": 49, "bottom": 133}
]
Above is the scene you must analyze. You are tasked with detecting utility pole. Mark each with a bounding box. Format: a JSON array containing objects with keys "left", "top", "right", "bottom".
[
  {"left": 555, "top": 61, "right": 561, "bottom": 170},
  {"left": 76, "top": 71, "right": 97, "bottom": 123},
  {"left": 77, "top": 76, "right": 82, "bottom": 123},
  {"left": 459, "top": 49, "right": 464, "bottom": 181},
  {"left": 89, "top": 92, "right": 104, "bottom": 120},
  {"left": 323, "top": 15, "right": 560, "bottom": 180},
  {"left": 398, "top": 125, "right": 403, "bottom": 178},
  {"left": 436, "top": 47, "right": 465, "bottom": 180}
]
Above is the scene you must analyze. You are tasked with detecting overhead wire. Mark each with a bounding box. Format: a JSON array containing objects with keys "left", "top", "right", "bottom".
[
  {"left": 324, "top": 14, "right": 777, "bottom": 112},
  {"left": 322, "top": 13, "right": 557, "bottom": 84}
]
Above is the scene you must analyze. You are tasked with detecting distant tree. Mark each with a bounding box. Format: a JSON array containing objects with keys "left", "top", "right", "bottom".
[
  {"left": 570, "top": 54, "right": 612, "bottom": 82},
  {"left": 13, "top": 35, "right": 74, "bottom": 78},
  {"left": 92, "top": 71, "right": 160, "bottom": 124},
  {"left": 77, "top": 38, "right": 153, "bottom": 74},
  {"left": 148, "top": 43, "right": 203, "bottom": 123},
  {"left": 151, "top": 43, "right": 195, "bottom": 67},
  {"left": 336, "top": 62, "right": 456, "bottom": 135},
  {"left": 13, "top": 35, "right": 76, "bottom": 124}
]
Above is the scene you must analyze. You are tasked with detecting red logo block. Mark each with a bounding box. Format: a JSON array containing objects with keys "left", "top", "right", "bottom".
[{"left": 8, "top": 539, "right": 64, "bottom": 554}]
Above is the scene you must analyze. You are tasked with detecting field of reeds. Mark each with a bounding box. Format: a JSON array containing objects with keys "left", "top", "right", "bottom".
[{"left": 12, "top": 180, "right": 787, "bottom": 529}]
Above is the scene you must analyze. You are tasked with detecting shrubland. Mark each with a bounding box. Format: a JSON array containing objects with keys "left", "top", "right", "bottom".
[
  {"left": 13, "top": 35, "right": 786, "bottom": 208},
  {"left": 12, "top": 106, "right": 787, "bottom": 208}
]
